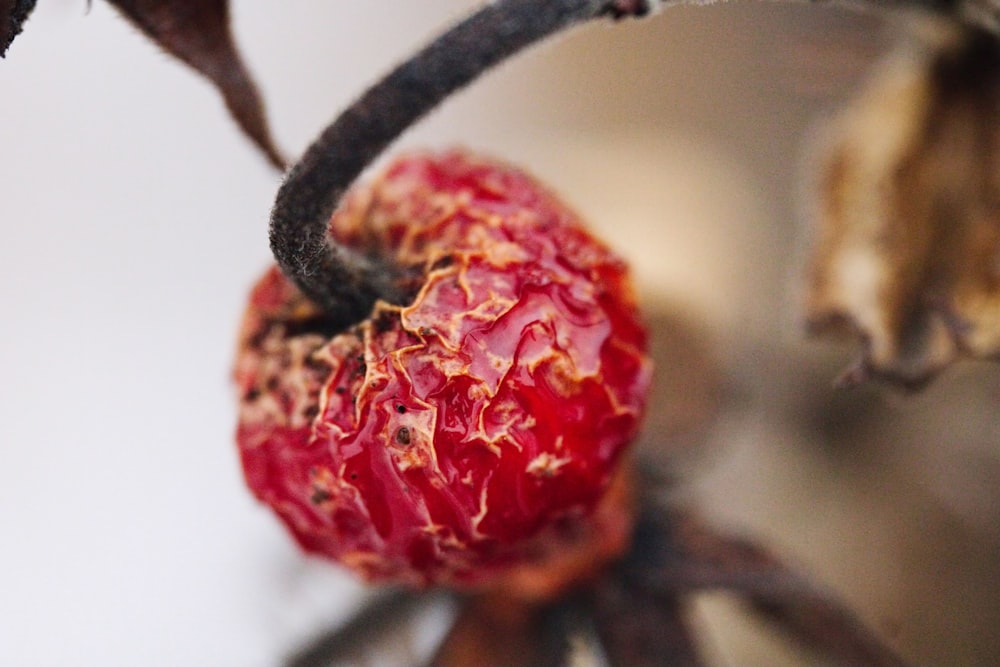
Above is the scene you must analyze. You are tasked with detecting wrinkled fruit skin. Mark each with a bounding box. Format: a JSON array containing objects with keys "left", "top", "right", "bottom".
[{"left": 236, "top": 150, "right": 651, "bottom": 589}]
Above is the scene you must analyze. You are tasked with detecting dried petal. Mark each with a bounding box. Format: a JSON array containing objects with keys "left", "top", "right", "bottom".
[
  {"left": 806, "top": 23, "right": 1000, "bottom": 387},
  {"left": 107, "top": 0, "right": 284, "bottom": 168},
  {"left": 0, "top": 0, "right": 35, "bottom": 57}
]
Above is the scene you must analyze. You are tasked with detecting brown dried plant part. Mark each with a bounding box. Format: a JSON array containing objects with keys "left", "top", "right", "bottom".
[
  {"left": 108, "top": 0, "right": 285, "bottom": 169},
  {"left": 807, "top": 21, "right": 1000, "bottom": 388},
  {"left": 0, "top": 0, "right": 35, "bottom": 56}
]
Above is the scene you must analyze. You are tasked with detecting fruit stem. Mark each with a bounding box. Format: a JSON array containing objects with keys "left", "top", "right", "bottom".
[
  {"left": 269, "top": 0, "right": 993, "bottom": 328},
  {"left": 269, "top": 0, "right": 658, "bottom": 327}
]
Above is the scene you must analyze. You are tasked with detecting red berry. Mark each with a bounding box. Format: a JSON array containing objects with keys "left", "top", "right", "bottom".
[{"left": 235, "top": 150, "right": 651, "bottom": 592}]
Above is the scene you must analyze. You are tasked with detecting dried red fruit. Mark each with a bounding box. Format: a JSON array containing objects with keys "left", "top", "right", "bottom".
[{"left": 236, "top": 150, "right": 651, "bottom": 592}]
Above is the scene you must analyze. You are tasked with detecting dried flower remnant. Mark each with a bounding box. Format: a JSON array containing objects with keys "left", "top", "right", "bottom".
[
  {"left": 237, "top": 149, "right": 651, "bottom": 593},
  {"left": 807, "top": 22, "right": 1000, "bottom": 388},
  {"left": 1, "top": 0, "right": 282, "bottom": 165},
  {"left": 107, "top": 0, "right": 284, "bottom": 169},
  {"left": 0, "top": 0, "right": 35, "bottom": 56}
]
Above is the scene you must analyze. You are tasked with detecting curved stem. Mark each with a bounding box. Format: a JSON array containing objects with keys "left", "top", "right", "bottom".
[
  {"left": 269, "top": 0, "right": 994, "bottom": 325},
  {"left": 269, "top": 0, "right": 657, "bottom": 324}
]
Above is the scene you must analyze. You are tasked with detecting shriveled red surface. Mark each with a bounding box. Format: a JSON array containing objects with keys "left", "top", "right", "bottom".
[{"left": 236, "top": 150, "right": 651, "bottom": 588}]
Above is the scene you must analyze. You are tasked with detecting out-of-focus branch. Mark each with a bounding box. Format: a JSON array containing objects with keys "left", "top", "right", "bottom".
[
  {"left": 427, "top": 593, "right": 572, "bottom": 667},
  {"left": 624, "top": 507, "right": 913, "bottom": 667},
  {"left": 284, "top": 589, "right": 439, "bottom": 667},
  {"left": 592, "top": 576, "right": 705, "bottom": 667}
]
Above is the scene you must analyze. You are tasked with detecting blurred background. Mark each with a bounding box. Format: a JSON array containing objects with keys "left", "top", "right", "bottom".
[{"left": 1, "top": 1, "right": 998, "bottom": 665}]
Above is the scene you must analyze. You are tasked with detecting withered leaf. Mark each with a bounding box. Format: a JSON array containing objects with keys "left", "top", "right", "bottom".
[
  {"left": 806, "top": 22, "right": 1000, "bottom": 388},
  {"left": 107, "top": 0, "right": 285, "bottom": 169},
  {"left": 1, "top": 0, "right": 36, "bottom": 57}
]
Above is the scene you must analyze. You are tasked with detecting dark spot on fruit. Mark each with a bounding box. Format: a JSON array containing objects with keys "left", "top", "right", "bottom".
[
  {"left": 265, "top": 376, "right": 279, "bottom": 391},
  {"left": 396, "top": 404, "right": 407, "bottom": 414},
  {"left": 246, "top": 327, "right": 270, "bottom": 350},
  {"left": 303, "top": 405, "right": 319, "bottom": 420},
  {"left": 395, "top": 426, "right": 412, "bottom": 446},
  {"left": 431, "top": 256, "right": 454, "bottom": 271},
  {"left": 373, "top": 310, "right": 398, "bottom": 334},
  {"left": 335, "top": 386, "right": 347, "bottom": 394},
  {"left": 304, "top": 354, "right": 331, "bottom": 373},
  {"left": 310, "top": 488, "right": 332, "bottom": 504},
  {"left": 245, "top": 388, "right": 261, "bottom": 401},
  {"left": 283, "top": 314, "right": 343, "bottom": 338}
]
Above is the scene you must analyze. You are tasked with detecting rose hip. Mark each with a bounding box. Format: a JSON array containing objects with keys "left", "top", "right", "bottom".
[{"left": 236, "top": 150, "right": 651, "bottom": 592}]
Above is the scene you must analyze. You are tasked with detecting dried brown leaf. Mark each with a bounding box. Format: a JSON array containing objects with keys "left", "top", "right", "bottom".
[
  {"left": 806, "top": 21, "right": 1000, "bottom": 387},
  {"left": 1, "top": 0, "right": 36, "bottom": 57},
  {"left": 107, "top": 0, "right": 285, "bottom": 169}
]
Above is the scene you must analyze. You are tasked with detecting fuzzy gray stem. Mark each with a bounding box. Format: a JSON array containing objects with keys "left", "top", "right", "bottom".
[
  {"left": 268, "top": 0, "right": 660, "bottom": 325},
  {"left": 269, "top": 0, "right": 992, "bottom": 325}
]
